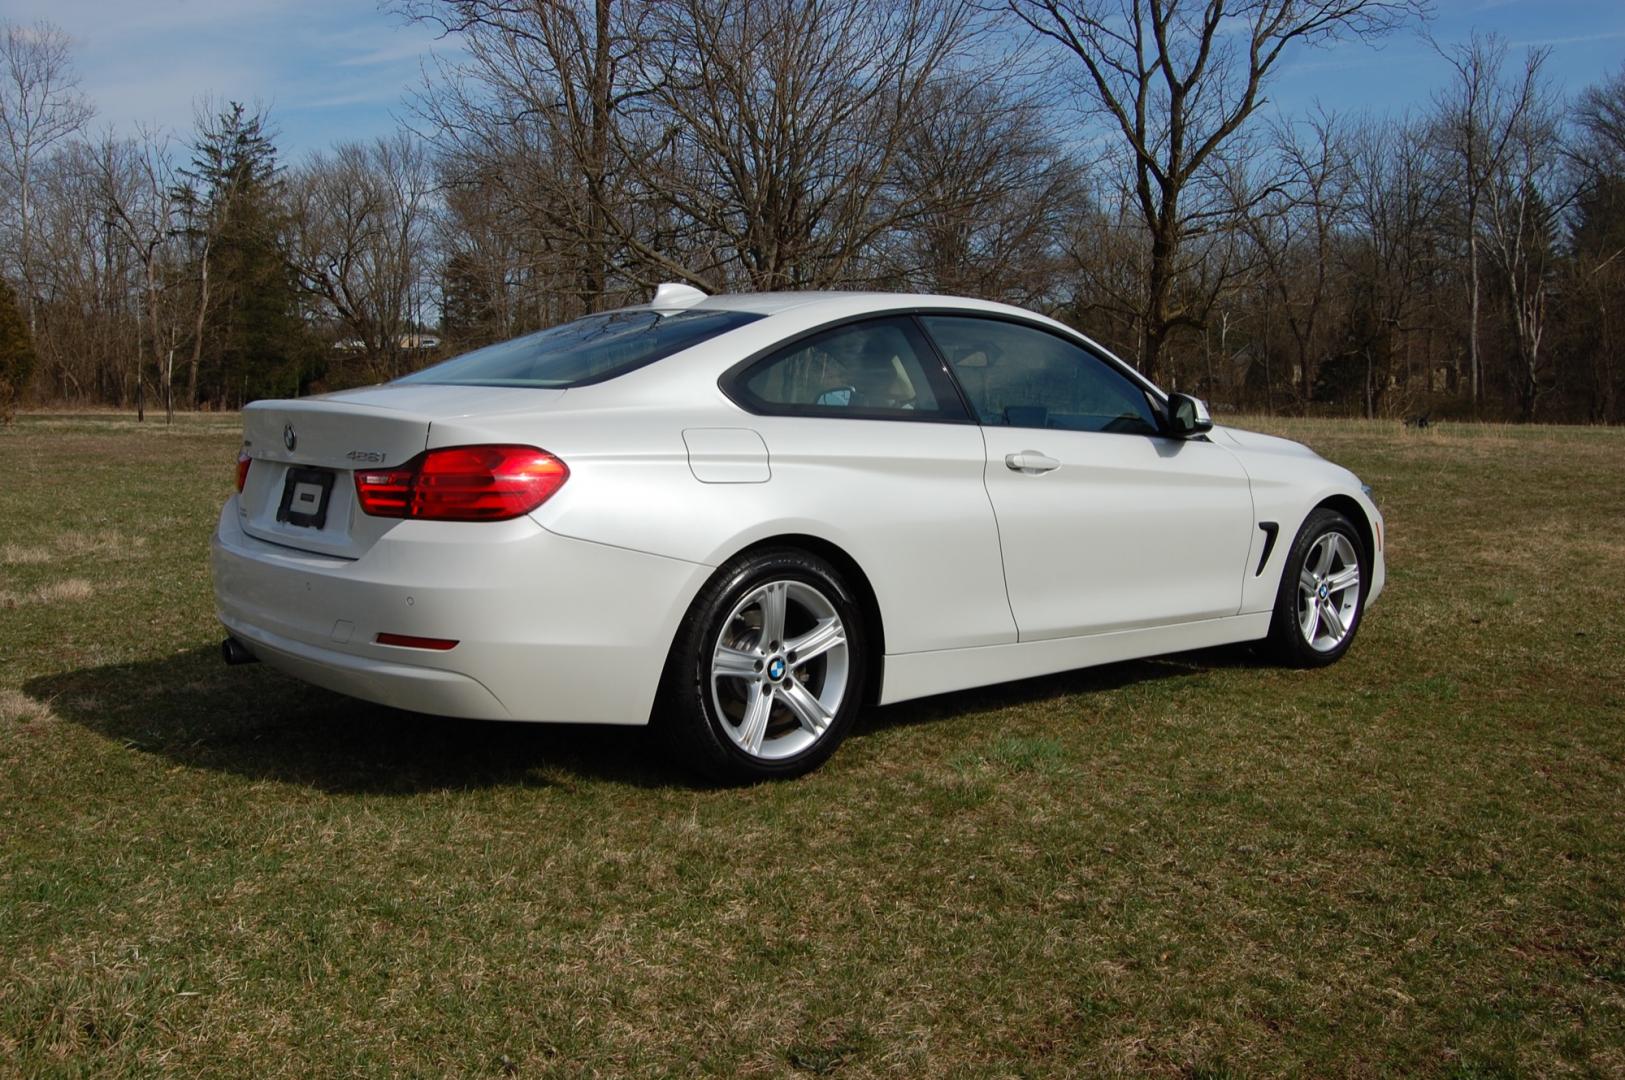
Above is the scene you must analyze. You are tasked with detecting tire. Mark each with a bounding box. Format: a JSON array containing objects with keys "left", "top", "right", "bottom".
[
  {"left": 1265, "top": 507, "right": 1369, "bottom": 668},
  {"left": 660, "top": 548, "right": 867, "bottom": 782}
]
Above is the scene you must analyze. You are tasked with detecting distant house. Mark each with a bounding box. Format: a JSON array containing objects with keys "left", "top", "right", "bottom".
[{"left": 330, "top": 335, "right": 440, "bottom": 352}]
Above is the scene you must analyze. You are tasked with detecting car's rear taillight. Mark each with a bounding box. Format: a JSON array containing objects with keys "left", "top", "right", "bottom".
[
  {"left": 353, "top": 463, "right": 416, "bottom": 517},
  {"left": 354, "top": 445, "right": 568, "bottom": 521},
  {"left": 235, "top": 449, "right": 252, "bottom": 493}
]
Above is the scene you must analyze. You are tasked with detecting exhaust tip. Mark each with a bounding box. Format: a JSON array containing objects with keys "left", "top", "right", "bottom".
[{"left": 221, "top": 636, "right": 259, "bottom": 666}]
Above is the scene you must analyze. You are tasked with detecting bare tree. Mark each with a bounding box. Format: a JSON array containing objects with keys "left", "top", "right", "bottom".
[
  {"left": 289, "top": 133, "right": 436, "bottom": 381},
  {"left": 1242, "top": 110, "right": 1354, "bottom": 410},
  {"left": 1061, "top": 186, "right": 1153, "bottom": 362},
  {"left": 435, "top": 160, "right": 540, "bottom": 345},
  {"left": 881, "top": 76, "right": 1084, "bottom": 303},
  {"left": 1572, "top": 62, "right": 1625, "bottom": 176},
  {"left": 98, "top": 128, "right": 188, "bottom": 421},
  {"left": 404, "top": 0, "right": 642, "bottom": 313},
  {"left": 1569, "top": 65, "right": 1625, "bottom": 423},
  {"left": 1344, "top": 115, "right": 1442, "bottom": 414},
  {"left": 1005, "top": 0, "right": 1422, "bottom": 380},
  {"left": 0, "top": 20, "right": 93, "bottom": 329},
  {"left": 1430, "top": 33, "right": 1547, "bottom": 407},
  {"left": 1476, "top": 71, "right": 1568, "bottom": 420},
  {"left": 627, "top": 0, "right": 982, "bottom": 289},
  {"left": 27, "top": 137, "right": 141, "bottom": 405}
]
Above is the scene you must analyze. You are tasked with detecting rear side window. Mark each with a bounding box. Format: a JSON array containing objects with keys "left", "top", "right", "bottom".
[
  {"left": 732, "top": 317, "right": 966, "bottom": 421},
  {"left": 396, "top": 309, "right": 762, "bottom": 388},
  {"left": 919, "top": 315, "right": 1161, "bottom": 435}
]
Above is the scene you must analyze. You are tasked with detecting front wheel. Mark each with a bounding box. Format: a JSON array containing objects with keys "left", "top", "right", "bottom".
[
  {"left": 661, "top": 548, "right": 867, "bottom": 782},
  {"left": 1266, "top": 507, "right": 1368, "bottom": 667}
]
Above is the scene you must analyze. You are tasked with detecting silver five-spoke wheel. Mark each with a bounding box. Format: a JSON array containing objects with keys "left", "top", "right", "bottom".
[
  {"left": 710, "top": 579, "right": 851, "bottom": 761},
  {"left": 1297, "top": 532, "right": 1361, "bottom": 652}
]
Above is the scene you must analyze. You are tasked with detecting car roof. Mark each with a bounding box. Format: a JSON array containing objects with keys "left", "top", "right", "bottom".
[
  {"left": 604, "top": 288, "right": 1167, "bottom": 403},
  {"left": 622, "top": 289, "right": 1044, "bottom": 321}
]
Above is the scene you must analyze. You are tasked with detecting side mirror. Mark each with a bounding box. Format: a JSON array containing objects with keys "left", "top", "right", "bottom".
[{"left": 1167, "top": 392, "right": 1213, "bottom": 437}]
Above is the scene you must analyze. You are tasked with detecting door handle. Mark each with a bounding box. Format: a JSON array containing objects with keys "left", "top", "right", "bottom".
[{"left": 1005, "top": 451, "right": 1060, "bottom": 474}]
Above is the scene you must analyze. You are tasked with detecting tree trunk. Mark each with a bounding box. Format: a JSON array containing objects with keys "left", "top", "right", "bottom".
[
  {"left": 1467, "top": 228, "right": 1481, "bottom": 409},
  {"left": 1365, "top": 348, "right": 1374, "bottom": 419},
  {"left": 189, "top": 238, "right": 211, "bottom": 407},
  {"left": 1140, "top": 227, "right": 1174, "bottom": 383},
  {"left": 1599, "top": 291, "right": 1618, "bottom": 424},
  {"left": 145, "top": 259, "right": 169, "bottom": 424},
  {"left": 586, "top": 0, "right": 612, "bottom": 307},
  {"left": 19, "top": 159, "right": 35, "bottom": 337}
]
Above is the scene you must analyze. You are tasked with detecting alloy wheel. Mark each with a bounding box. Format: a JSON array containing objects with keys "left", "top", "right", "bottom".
[
  {"left": 709, "top": 579, "right": 851, "bottom": 760},
  {"left": 1297, "top": 532, "right": 1361, "bottom": 652}
]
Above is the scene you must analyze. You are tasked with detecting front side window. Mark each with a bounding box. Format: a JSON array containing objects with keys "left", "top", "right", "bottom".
[
  {"left": 397, "top": 308, "right": 762, "bottom": 389},
  {"left": 732, "top": 317, "right": 966, "bottom": 421},
  {"left": 919, "top": 315, "right": 1161, "bottom": 436}
]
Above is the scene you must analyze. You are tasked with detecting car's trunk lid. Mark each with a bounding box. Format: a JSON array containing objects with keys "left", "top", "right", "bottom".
[{"left": 235, "top": 387, "right": 566, "bottom": 558}]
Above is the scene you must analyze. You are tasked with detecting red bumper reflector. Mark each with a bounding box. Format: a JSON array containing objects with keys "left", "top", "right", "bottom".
[{"left": 375, "top": 633, "right": 460, "bottom": 651}]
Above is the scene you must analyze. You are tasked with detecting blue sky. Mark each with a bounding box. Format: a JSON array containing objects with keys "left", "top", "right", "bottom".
[
  {"left": 1266, "top": 0, "right": 1625, "bottom": 121},
  {"left": 4, "top": 0, "right": 450, "bottom": 158},
  {"left": 8, "top": 0, "right": 1624, "bottom": 161}
]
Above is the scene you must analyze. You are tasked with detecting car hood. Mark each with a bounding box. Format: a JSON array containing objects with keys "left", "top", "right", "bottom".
[
  {"left": 1211, "top": 425, "right": 1324, "bottom": 462},
  {"left": 1212, "top": 424, "right": 1368, "bottom": 494}
]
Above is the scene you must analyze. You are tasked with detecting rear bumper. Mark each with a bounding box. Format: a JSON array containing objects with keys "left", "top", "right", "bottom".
[
  {"left": 210, "top": 501, "right": 711, "bottom": 724},
  {"left": 220, "top": 616, "right": 514, "bottom": 719}
]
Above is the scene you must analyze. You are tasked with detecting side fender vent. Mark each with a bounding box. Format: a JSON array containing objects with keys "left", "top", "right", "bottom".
[{"left": 1255, "top": 522, "right": 1280, "bottom": 577}]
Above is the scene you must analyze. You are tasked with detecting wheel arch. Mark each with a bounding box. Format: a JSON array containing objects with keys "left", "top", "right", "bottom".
[
  {"left": 721, "top": 533, "right": 887, "bottom": 705},
  {"left": 1314, "top": 493, "right": 1375, "bottom": 573}
]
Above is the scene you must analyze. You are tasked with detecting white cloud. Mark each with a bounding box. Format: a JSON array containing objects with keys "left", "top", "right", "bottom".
[{"left": 1511, "top": 29, "right": 1625, "bottom": 48}]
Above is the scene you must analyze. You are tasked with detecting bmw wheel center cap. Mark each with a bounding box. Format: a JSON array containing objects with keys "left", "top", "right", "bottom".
[{"left": 767, "top": 657, "right": 786, "bottom": 680}]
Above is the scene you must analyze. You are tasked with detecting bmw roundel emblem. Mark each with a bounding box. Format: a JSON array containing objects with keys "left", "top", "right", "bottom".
[
  {"left": 767, "top": 657, "right": 786, "bottom": 680},
  {"left": 283, "top": 424, "right": 297, "bottom": 451}
]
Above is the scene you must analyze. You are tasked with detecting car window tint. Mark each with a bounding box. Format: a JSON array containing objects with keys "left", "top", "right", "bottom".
[
  {"left": 738, "top": 317, "right": 959, "bottom": 420},
  {"left": 920, "top": 315, "right": 1161, "bottom": 436},
  {"left": 396, "top": 308, "right": 762, "bottom": 388}
]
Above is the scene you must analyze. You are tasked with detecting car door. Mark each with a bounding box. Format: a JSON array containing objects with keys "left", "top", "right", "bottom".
[
  {"left": 726, "top": 315, "right": 1018, "bottom": 653},
  {"left": 918, "top": 314, "right": 1255, "bottom": 642}
]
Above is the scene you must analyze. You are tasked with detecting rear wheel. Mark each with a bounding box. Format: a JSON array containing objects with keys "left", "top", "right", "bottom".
[
  {"left": 1266, "top": 508, "right": 1368, "bottom": 667},
  {"left": 662, "top": 548, "right": 866, "bottom": 782}
]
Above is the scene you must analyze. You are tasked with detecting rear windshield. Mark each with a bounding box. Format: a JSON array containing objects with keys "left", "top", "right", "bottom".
[{"left": 395, "top": 308, "right": 762, "bottom": 389}]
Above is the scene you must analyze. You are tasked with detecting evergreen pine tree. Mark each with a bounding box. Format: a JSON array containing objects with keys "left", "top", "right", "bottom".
[
  {"left": 440, "top": 252, "right": 501, "bottom": 350},
  {"left": 177, "top": 103, "right": 317, "bottom": 406}
]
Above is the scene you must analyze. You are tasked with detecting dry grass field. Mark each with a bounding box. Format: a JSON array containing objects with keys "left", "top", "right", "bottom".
[{"left": 1, "top": 412, "right": 1623, "bottom": 1077}]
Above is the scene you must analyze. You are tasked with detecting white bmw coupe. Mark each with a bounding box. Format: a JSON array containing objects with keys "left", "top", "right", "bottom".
[{"left": 212, "top": 286, "right": 1384, "bottom": 780}]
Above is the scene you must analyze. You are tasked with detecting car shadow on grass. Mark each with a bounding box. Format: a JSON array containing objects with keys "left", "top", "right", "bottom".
[
  {"left": 23, "top": 642, "right": 1259, "bottom": 795},
  {"left": 24, "top": 645, "right": 689, "bottom": 794}
]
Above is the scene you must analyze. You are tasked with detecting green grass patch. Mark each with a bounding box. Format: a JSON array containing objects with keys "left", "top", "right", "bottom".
[{"left": 2, "top": 412, "right": 1623, "bottom": 1076}]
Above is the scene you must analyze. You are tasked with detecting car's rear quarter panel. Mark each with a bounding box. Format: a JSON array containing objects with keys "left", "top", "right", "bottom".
[{"left": 432, "top": 399, "right": 1019, "bottom": 658}]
